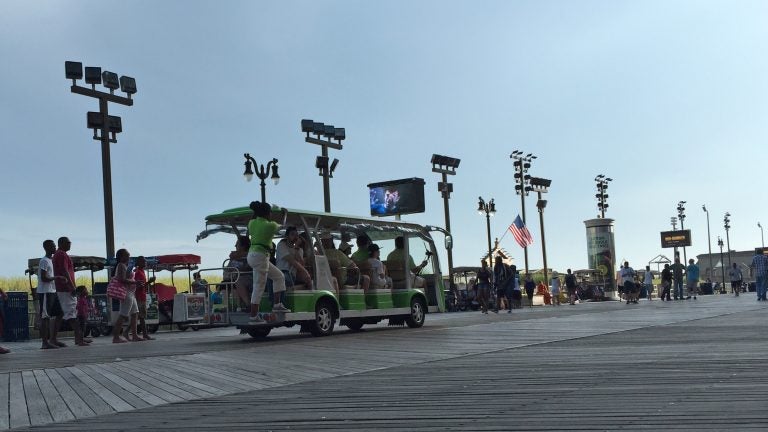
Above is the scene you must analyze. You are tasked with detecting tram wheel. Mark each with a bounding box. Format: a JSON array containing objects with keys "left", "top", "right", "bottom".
[
  {"left": 345, "top": 319, "right": 364, "bottom": 331},
  {"left": 247, "top": 327, "right": 271, "bottom": 338},
  {"left": 309, "top": 300, "right": 336, "bottom": 337},
  {"left": 406, "top": 297, "right": 426, "bottom": 328}
]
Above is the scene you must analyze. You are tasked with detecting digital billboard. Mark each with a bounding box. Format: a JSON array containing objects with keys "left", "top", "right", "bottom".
[
  {"left": 367, "top": 177, "right": 425, "bottom": 217},
  {"left": 660, "top": 230, "right": 692, "bottom": 248}
]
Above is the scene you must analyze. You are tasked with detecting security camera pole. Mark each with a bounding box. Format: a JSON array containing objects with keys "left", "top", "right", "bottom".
[
  {"left": 65, "top": 61, "right": 136, "bottom": 259},
  {"left": 431, "top": 154, "right": 460, "bottom": 293},
  {"left": 302, "top": 119, "right": 345, "bottom": 212}
]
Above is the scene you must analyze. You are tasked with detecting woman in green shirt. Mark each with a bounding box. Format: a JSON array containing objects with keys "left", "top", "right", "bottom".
[{"left": 246, "top": 201, "right": 289, "bottom": 323}]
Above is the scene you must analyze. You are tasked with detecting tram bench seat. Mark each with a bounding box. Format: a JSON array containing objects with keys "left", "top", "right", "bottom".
[
  {"left": 286, "top": 284, "right": 309, "bottom": 292},
  {"left": 386, "top": 260, "right": 408, "bottom": 289}
]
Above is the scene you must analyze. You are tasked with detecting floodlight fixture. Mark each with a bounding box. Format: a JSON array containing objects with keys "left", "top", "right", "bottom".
[
  {"left": 488, "top": 199, "right": 496, "bottom": 214},
  {"left": 102, "top": 71, "right": 119, "bottom": 91},
  {"left": 65, "top": 61, "right": 83, "bottom": 81},
  {"left": 108, "top": 115, "right": 122, "bottom": 133},
  {"left": 119, "top": 76, "right": 137, "bottom": 95},
  {"left": 537, "top": 199, "right": 547, "bottom": 210},
  {"left": 312, "top": 122, "right": 325, "bottom": 135},
  {"left": 329, "top": 158, "right": 339, "bottom": 177},
  {"left": 301, "top": 119, "right": 314, "bottom": 134},
  {"left": 84, "top": 67, "right": 102, "bottom": 85},
  {"left": 323, "top": 124, "right": 336, "bottom": 138},
  {"left": 270, "top": 162, "right": 280, "bottom": 184},
  {"left": 87, "top": 111, "right": 104, "bottom": 129},
  {"left": 316, "top": 155, "right": 329, "bottom": 170},
  {"left": 334, "top": 127, "right": 345, "bottom": 141}
]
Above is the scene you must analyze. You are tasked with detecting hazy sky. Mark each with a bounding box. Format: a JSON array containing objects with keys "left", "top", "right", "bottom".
[{"left": 2, "top": 1, "right": 767, "bottom": 278}]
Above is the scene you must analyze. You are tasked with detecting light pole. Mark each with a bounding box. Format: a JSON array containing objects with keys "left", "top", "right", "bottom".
[
  {"left": 718, "top": 237, "right": 726, "bottom": 292},
  {"left": 759, "top": 222, "right": 765, "bottom": 249},
  {"left": 301, "top": 119, "right": 345, "bottom": 212},
  {"left": 478, "top": 197, "right": 496, "bottom": 268},
  {"left": 595, "top": 175, "right": 612, "bottom": 218},
  {"left": 431, "top": 154, "right": 460, "bottom": 294},
  {"left": 510, "top": 151, "right": 535, "bottom": 273},
  {"left": 724, "top": 213, "right": 732, "bottom": 269},
  {"left": 702, "top": 205, "right": 713, "bottom": 281},
  {"left": 530, "top": 177, "right": 552, "bottom": 283},
  {"left": 65, "top": 61, "right": 136, "bottom": 260},
  {"left": 677, "top": 201, "right": 687, "bottom": 265},
  {"left": 671, "top": 217, "right": 679, "bottom": 260},
  {"left": 243, "top": 154, "right": 280, "bottom": 202}
]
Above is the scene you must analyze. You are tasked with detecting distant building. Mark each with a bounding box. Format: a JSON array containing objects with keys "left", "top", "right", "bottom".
[
  {"left": 696, "top": 250, "right": 758, "bottom": 284},
  {"left": 481, "top": 238, "right": 515, "bottom": 268}
]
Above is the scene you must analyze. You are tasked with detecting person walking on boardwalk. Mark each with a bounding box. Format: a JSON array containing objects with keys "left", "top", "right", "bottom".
[
  {"left": 247, "top": 201, "right": 290, "bottom": 323},
  {"left": 524, "top": 273, "right": 536, "bottom": 307},
  {"left": 685, "top": 259, "right": 700, "bottom": 300},
  {"left": 565, "top": 269, "right": 578, "bottom": 305},
  {"left": 492, "top": 256, "right": 510, "bottom": 312},
  {"left": 37, "top": 239, "right": 66, "bottom": 349},
  {"left": 750, "top": 248, "right": 768, "bottom": 301},
  {"left": 670, "top": 256, "right": 686, "bottom": 300},
  {"left": 660, "top": 264, "right": 672, "bottom": 301},
  {"left": 476, "top": 259, "right": 492, "bottom": 314},
  {"left": 112, "top": 248, "right": 142, "bottom": 343},
  {"left": 133, "top": 256, "right": 154, "bottom": 340},
  {"left": 52, "top": 237, "right": 88, "bottom": 347},
  {"left": 643, "top": 265, "right": 654, "bottom": 301},
  {"left": 728, "top": 262, "right": 743, "bottom": 296},
  {"left": 550, "top": 273, "right": 561, "bottom": 306},
  {"left": 620, "top": 261, "right": 636, "bottom": 304}
]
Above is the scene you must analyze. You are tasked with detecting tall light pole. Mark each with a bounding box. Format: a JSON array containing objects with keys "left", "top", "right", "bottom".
[
  {"left": 243, "top": 154, "right": 280, "bottom": 202},
  {"left": 718, "top": 237, "right": 726, "bottom": 291},
  {"left": 478, "top": 197, "right": 496, "bottom": 268},
  {"left": 724, "top": 213, "right": 732, "bottom": 269},
  {"left": 677, "top": 201, "right": 687, "bottom": 264},
  {"left": 530, "top": 177, "right": 552, "bottom": 283},
  {"left": 301, "top": 119, "right": 345, "bottom": 212},
  {"left": 702, "top": 205, "right": 713, "bottom": 281},
  {"left": 65, "top": 61, "right": 136, "bottom": 260},
  {"left": 759, "top": 222, "right": 765, "bottom": 249},
  {"left": 431, "top": 154, "right": 460, "bottom": 294},
  {"left": 671, "top": 217, "right": 679, "bottom": 260},
  {"left": 595, "top": 175, "right": 612, "bottom": 218},
  {"left": 510, "top": 151, "right": 535, "bottom": 273}
]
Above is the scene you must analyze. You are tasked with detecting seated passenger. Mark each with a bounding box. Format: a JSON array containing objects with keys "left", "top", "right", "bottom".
[
  {"left": 275, "top": 226, "right": 313, "bottom": 287},
  {"left": 191, "top": 272, "right": 209, "bottom": 295},
  {"left": 367, "top": 244, "right": 392, "bottom": 289},
  {"left": 322, "top": 236, "right": 370, "bottom": 292},
  {"left": 228, "top": 236, "right": 253, "bottom": 310},
  {"left": 385, "top": 236, "right": 428, "bottom": 288},
  {"left": 338, "top": 232, "right": 353, "bottom": 257},
  {"left": 350, "top": 234, "right": 372, "bottom": 264}
]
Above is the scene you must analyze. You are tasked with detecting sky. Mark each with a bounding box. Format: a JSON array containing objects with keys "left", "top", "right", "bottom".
[{"left": 1, "top": 0, "right": 767, "bottom": 278}]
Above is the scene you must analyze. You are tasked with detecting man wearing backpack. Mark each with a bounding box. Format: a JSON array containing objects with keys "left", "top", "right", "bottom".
[{"left": 565, "top": 269, "right": 578, "bottom": 305}]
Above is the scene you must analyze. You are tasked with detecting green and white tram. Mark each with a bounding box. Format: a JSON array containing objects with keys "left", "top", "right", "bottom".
[{"left": 197, "top": 207, "right": 448, "bottom": 338}]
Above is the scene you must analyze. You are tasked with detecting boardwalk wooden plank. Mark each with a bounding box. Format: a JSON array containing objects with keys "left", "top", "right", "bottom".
[
  {"left": 8, "top": 372, "right": 29, "bottom": 429},
  {"left": 161, "top": 358, "right": 261, "bottom": 392},
  {"left": 78, "top": 365, "right": 152, "bottom": 409},
  {"left": 88, "top": 364, "right": 169, "bottom": 405},
  {"left": 32, "top": 369, "right": 74, "bottom": 423},
  {"left": 164, "top": 357, "right": 274, "bottom": 389},
  {"left": 116, "top": 362, "right": 214, "bottom": 399},
  {"left": 23, "top": 370, "right": 53, "bottom": 425},
  {"left": 65, "top": 366, "right": 133, "bottom": 412},
  {"left": 0, "top": 373, "right": 9, "bottom": 430},
  {"left": 42, "top": 369, "right": 94, "bottom": 419},
  {"left": 53, "top": 368, "right": 112, "bottom": 417},
  {"left": 108, "top": 363, "right": 188, "bottom": 402},
  {"left": 125, "top": 360, "right": 227, "bottom": 396}
]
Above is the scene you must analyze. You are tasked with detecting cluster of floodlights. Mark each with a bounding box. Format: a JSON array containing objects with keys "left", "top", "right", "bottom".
[
  {"left": 724, "top": 212, "right": 731, "bottom": 232},
  {"left": 595, "top": 174, "right": 612, "bottom": 217},
  {"left": 511, "top": 151, "right": 536, "bottom": 196},
  {"left": 65, "top": 61, "right": 136, "bottom": 142},
  {"left": 477, "top": 197, "right": 496, "bottom": 215},
  {"left": 301, "top": 119, "right": 345, "bottom": 178},
  {"left": 677, "top": 201, "right": 687, "bottom": 223}
]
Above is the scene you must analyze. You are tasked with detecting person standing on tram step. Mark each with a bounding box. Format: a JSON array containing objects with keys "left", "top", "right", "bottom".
[
  {"left": 53, "top": 237, "right": 88, "bottom": 347},
  {"left": 247, "top": 201, "right": 290, "bottom": 324},
  {"left": 38, "top": 239, "right": 66, "bottom": 349}
]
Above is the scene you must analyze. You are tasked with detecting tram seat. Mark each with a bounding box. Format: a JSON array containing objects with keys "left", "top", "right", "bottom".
[
  {"left": 327, "top": 258, "right": 360, "bottom": 289},
  {"left": 386, "top": 260, "right": 408, "bottom": 289}
]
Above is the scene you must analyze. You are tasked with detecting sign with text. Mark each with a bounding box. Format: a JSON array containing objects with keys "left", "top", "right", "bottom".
[{"left": 660, "top": 230, "right": 691, "bottom": 248}]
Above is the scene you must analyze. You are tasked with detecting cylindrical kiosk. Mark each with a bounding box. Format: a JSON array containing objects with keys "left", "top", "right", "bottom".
[{"left": 584, "top": 218, "right": 617, "bottom": 299}]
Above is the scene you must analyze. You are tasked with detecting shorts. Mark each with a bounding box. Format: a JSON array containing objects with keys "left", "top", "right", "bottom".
[
  {"left": 512, "top": 290, "right": 522, "bottom": 301},
  {"left": 56, "top": 292, "right": 78, "bottom": 321},
  {"left": 38, "top": 292, "right": 62, "bottom": 319},
  {"left": 496, "top": 288, "right": 506, "bottom": 297},
  {"left": 138, "top": 301, "right": 147, "bottom": 319},
  {"left": 119, "top": 293, "right": 139, "bottom": 317},
  {"left": 731, "top": 280, "right": 742, "bottom": 289},
  {"left": 686, "top": 281, "right": 698, "bottom": 290}
]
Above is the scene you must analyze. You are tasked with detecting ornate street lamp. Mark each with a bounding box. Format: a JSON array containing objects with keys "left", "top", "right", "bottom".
[
  {"left": 478, "top": 197, "right": 496, "bottom": 268},
  {"left": 243, "top": 153, "right": 279, "bottom": 202}
]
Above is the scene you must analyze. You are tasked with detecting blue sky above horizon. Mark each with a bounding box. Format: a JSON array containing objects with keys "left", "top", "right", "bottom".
[{"left": 1, "top": 0, "right": 767, "bottom": 278}]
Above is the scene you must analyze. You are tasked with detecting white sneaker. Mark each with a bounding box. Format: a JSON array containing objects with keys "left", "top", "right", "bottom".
[
  {"left": 248, "top": 315, "right": 265, "bottom": 324},
  {"left": 272, "top": 303, "right": 291, "bottom": 313}
]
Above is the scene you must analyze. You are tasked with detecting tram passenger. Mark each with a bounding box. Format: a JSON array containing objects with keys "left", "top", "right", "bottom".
[
  {"left": 367, "top": 244, "right": 392, "bottom": 289},
  {"left": 228, "top": 236, "right": 253, "bottom": 310},
  {"left": 351, "top": 234, "right": 372, "bottom": 264},
  {"left": 322, "top": 237, "right": 370, "bottom": 292},
  {"left": 275, "top": 226, "right": 313, "bottom": 287},
  {"left": 385, "top": 236, "right": 428, "bottom": 288},
  {"left": 247, "top": 201, "right": 290, "bottom": 323},
  {"left": 338, "top": 232, "right": 353, "bottom": 257}
]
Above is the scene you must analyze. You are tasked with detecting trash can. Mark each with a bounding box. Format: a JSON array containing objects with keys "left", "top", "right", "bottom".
[{"left": 2, "top": 292, "right": 30, "bottom": 342}]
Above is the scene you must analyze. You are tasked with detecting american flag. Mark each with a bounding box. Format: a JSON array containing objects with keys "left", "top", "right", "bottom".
[{"left": 509, "top": 215, "right": 534, "bottom": 248}]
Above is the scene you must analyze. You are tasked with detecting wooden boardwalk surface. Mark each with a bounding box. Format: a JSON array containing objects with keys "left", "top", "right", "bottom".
[{"left": 1, "top": 296, "right": 766, "bottom": 431}]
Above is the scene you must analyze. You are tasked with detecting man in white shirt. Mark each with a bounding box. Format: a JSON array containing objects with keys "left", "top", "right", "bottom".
[
  {"left": 37, "top": 240, "right": 65, "bottom": 349},
  {"left": 620, "top": 261, "right": 637, "bottom": 304},
  {"left": 275, "top": 226, "right": 312, "bottom": 287},
  {"left": 643, "top": 265, "right": 654, "bottom": 301}
]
